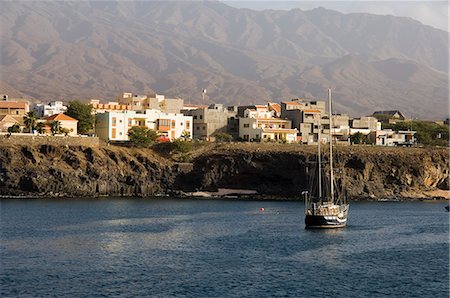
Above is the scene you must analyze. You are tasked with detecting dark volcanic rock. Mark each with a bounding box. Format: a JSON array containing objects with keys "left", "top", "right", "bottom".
[{"left": 0, "top": 144, "right": 448, "bottom": 200}]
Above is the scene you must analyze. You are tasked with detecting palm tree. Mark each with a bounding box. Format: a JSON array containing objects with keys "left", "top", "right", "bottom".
[
  {"left": 35, "top": 122, "right": 46, "bottom": 134},
  {"left": 50, "top": 120, "right": 61, "bottom": 135},
  {"left": 23, "top": 111, "right": 38, "bottom": 133}
]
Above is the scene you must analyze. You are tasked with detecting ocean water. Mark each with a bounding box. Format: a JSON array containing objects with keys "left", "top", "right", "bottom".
[{"left": 1, "top": 198, "right": 448, "bottom": 297}]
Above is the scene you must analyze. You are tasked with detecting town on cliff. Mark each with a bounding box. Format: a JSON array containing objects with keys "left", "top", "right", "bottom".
[{"left": 0, "top": 92, "right": 448, "bottom": 147}]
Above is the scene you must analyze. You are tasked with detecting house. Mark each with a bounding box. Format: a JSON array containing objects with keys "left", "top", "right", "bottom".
[
  {"left": 349, "top": 116, "right": 381, "bottom": 138},
  {"left": 369, "top": 130, "right": 416, "bottom": 146},
  {"left": 372, "top": 110, "right": 408, "bottom": 123},
  {"left": 182, "top": 104, "right": 237, "bottom": 141},
  {"left": 95, "top": 109, "right": 193, "bottom": 142},
  {"left": 0, "top": 101, "right": 29, "bottom": 116},
  {"left": 0, "top": 114, "right": 24, "bottom": 132},
  {"left": 33, "top": 101, "right": 68, "bottom": 117},
  {"left": 46, "top": 114, "right": 78, "bottom": 135}
]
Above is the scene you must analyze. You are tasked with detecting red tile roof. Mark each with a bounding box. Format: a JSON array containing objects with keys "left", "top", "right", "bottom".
[
  {"left": 0, "top": 101, "right": 28, "bottom": 109},
  {"left": 283, "top": 101, "right": 304, "bottom": 105},
  {"left": 268, "top": 102, "right": 281, "bottom": 114},
  {"left": 46, "top": 113, "right": 78, "bottom": 121}
]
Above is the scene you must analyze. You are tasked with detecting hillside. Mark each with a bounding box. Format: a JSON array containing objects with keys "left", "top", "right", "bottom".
[{"left": 0, "top": 1, "right": 448, "bottom": 118}]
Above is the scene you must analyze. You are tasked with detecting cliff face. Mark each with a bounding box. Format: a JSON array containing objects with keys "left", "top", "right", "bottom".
[
  {"left": 0, "top": 144, "right": 448, "bottom": 200},
  {"left": 0, "top": 145, "right": 174, "bottom": 197}
]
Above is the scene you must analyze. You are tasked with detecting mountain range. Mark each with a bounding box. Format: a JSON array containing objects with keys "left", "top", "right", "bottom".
[{"left": 1, "top": 1, "right": 448, "bottom": 118}]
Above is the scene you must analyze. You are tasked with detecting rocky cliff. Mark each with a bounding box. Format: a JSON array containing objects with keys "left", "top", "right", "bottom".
[{"left": 0, "top": 144, "right": 448, "bottom": 200}]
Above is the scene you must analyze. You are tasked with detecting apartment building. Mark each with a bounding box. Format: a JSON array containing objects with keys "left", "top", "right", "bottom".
[
  {"left": 239, "top": 116, "right": 297, "bottom": 143},
  {"left": 182, "top": 104, "right": 237, "bottom": 140},
  {"left": 117, "top": 92, "right": 183, "bottom": 114},
  {"left": 238, "top": 105, "right": 298, "bottom": 143},
  {"left": 33, "top": 101, "right": 68, "bottom": 117},
  {"left": 95, "top": 109, "right": 192, "bottom": 142},
  {"left": 280, "top": 99, "right": 327, "bottom": 145},
  {"left": 90, "top": 99, "right": 132, "bottom": 113}
]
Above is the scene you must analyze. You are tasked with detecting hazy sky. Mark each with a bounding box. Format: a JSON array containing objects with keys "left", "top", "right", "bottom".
[{"left": 224, "top": 1, "right": 449, "bottom": 32}]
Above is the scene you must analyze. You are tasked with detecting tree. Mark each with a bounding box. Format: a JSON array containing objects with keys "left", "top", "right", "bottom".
[
  {"left": 128, "top": 126, "right": 158, "bottom": 147},
  {"left": 60, "top": 127, "right": 70, "bottom": 136},
  {"left": 50, "top": 120, "right": 61, "bottom": 135},
  {"left": 214, "top": 132, "right": 233, "bottom": 142},
  {"left": 23, "top": 111, "right": 38, "bottom": 133},
  {"left": 35, "top": 122, "right": 46, "bottom": 134},
  {"left": 66, "top": 101, "right": 94, "bottom": 135},
  {"left": 350, "top": 132, "right": 368, "bottom": 144},
  {"left": 7, "top": 124, "right": 21, "bottom": 133}
]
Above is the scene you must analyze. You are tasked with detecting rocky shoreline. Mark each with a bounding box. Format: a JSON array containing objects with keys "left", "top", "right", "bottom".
[{"left": 0, "top": 143, "right": 448, "bottom": 201}]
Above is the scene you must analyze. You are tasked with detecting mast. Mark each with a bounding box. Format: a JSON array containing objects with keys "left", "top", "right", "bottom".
[
  {"left": 317, "top": 114, "right": 322, "bottom": 199},
  {"left": 328, "top": 88, "right": 335, "bottom": 203}
]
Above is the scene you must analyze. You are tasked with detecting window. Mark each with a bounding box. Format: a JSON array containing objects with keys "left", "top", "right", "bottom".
[
  {"left": 119, "top": 120, "right": 122, "bottom": 123},
  {"left": 199, "top": 115, "right": 203, "bottom": 120},
  {"left": 203, "top": 127, "right": 205, "bottom": 130},
  {"left": 171, "top": 120, "right": 176, "bottom": 128},
  {"left": 243, "top": 134, "right": 249, "bottom": 140},
  {"left": 112, "top": 117, "right": 116, "bottom": 126},
  {"left": 197, "top": 126, "right": 200, "bottom": 130},
  {"left": 186, "top": 120, "right": 190, "bottom": 127},
  {"left": 243, "top": 124, "right": 249, "bottom": 128},
  {"left": 282, "top": 125, "right": 285, "bottom": 128},
  {"left": 194, "top": 116, "right": 197, "bottom": 120},
  {"left": 128, "top": 119, "right": 132, "bottom": 126}
]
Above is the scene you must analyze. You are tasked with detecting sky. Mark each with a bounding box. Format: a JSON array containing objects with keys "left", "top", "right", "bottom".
[{"left": 224, "top": 1, "right": 449, "bottom": 32}]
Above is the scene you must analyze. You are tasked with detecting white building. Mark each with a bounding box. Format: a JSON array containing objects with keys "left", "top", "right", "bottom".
[
  {"left": 95, "top": 109, "right": 193, "bottom": 142},
  {"left": 239, "top": 116, "right": 298, "bottom": 143},
  {"left": 33, "top": 101, "right": 68, "bottom": 117}
]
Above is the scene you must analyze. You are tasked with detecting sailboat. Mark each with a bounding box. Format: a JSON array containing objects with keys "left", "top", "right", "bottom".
[{"left": 304, "top": 88, "right": 349, "bottom": 229}]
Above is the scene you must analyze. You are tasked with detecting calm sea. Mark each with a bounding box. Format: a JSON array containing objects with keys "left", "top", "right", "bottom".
[{"left": 1, "top": 198, "right": 448, "bottom": 297}]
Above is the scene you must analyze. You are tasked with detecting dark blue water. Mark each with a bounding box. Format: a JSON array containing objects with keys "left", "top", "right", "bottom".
[{"left": 1, "top": 199, "right": 448, "bottom": 297}]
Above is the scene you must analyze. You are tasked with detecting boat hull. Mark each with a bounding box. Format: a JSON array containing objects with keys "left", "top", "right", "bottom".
[{"left": 305, "top": 214, "right": 347, "bottom": 229}]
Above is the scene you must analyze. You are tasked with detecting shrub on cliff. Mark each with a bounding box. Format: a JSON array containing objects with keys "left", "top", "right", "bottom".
[
  {"left": 66, "top": 101, "right": 95, "bottom": 135},
  {"left": 128, "top": 126, "right": 158, "bottom": 147},
  {"left": 7, "top": 124, "right": 21, "bottom": 133},
  {"left": 214, "top": 132, "right": 233, "bottom": 142}
]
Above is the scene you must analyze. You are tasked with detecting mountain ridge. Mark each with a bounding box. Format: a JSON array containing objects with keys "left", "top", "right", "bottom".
[{"left": 0, "top": 1, "right": 448, "bottom": 118}]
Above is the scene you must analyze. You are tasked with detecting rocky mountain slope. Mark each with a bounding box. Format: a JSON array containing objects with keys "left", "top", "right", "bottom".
[
  {"left": 0, "top": 144, "right": 448, "bottom": 200},
  {"left": 1, "top": 1, "right": 448, "bottom": 118}
]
